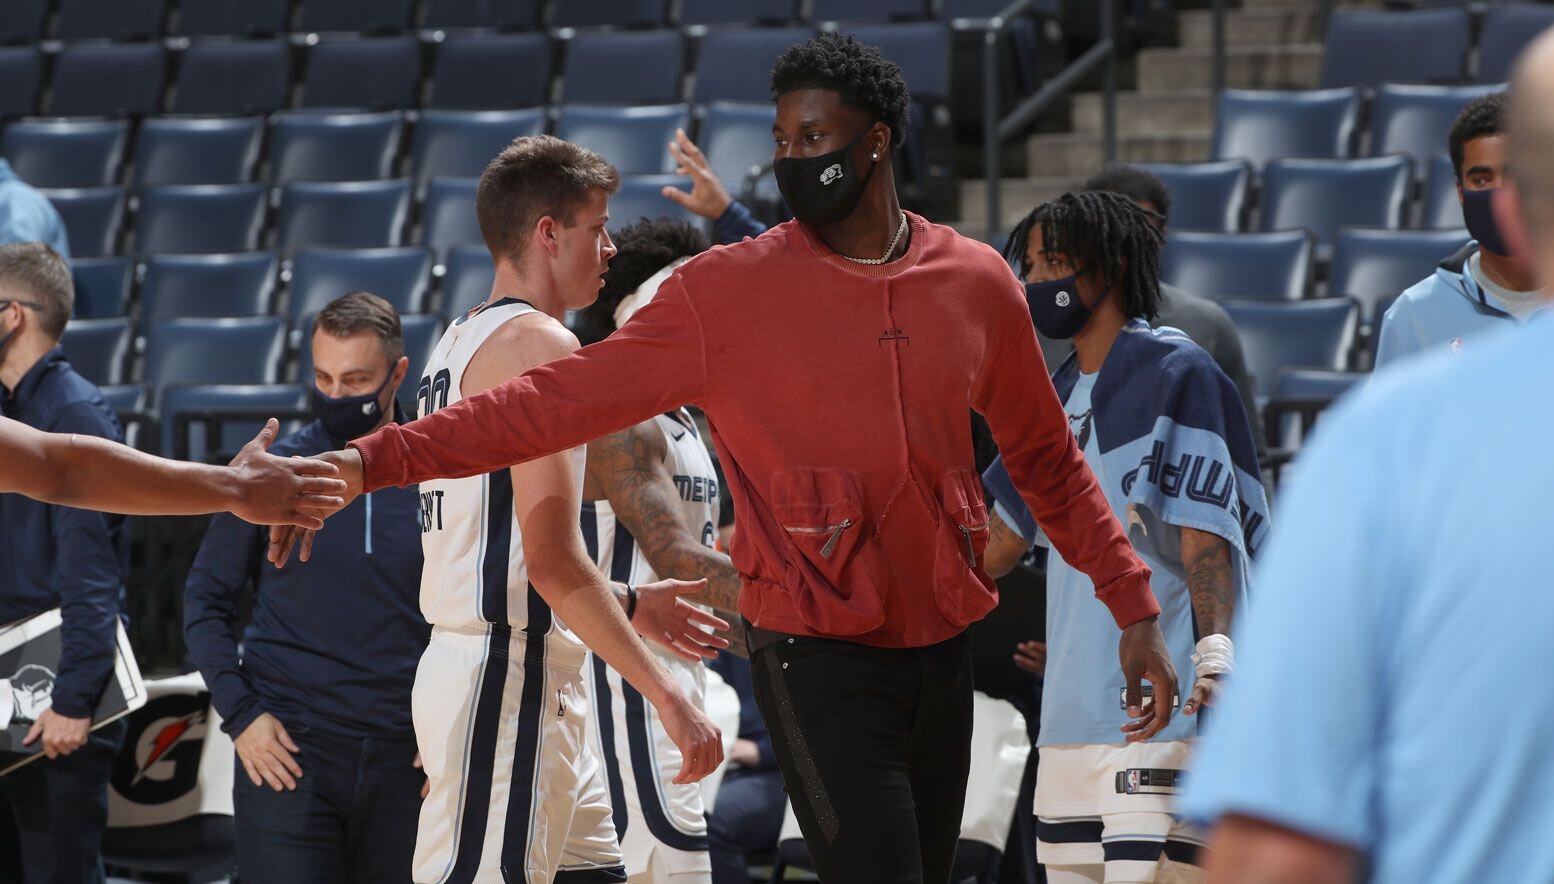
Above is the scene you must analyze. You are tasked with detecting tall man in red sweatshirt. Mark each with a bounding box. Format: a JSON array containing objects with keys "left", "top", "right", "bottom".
[{"left": 273, "top": 34, "right": 1176, "bottom": 884}]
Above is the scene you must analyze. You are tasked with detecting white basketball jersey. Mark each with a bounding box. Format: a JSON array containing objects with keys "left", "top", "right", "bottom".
[{"left": 416, "top": 297, "right": 586, "bottom": 646}]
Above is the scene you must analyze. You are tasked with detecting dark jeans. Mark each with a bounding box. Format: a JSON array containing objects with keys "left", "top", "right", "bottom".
[
  {"left": 707, "top": 766, "right": 786, "bottom": 884},
  {"left": 749, "top": 632, "right": 974, "bottom": 884},
  {"left": 232, "top": 723, "right": 422, "bottom": 884},
  {"left": 0, "top": 719, "right": 125, "bottom": 884}
]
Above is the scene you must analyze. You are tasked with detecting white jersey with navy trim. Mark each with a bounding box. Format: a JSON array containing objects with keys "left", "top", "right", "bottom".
[
  {"left": 581, "top": 410, "right": 719, "bottom": 879},
  {"left": 415, "top": 296, "right": 585, "bottom": 647}
]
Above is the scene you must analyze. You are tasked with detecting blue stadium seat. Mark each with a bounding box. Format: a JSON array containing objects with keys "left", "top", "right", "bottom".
[
  {"left": 410, "top": 108, "right": 545, "bottom": 196},
  {"left": 56, "top": 0, "right": 165, "bottom": 41},
  {"left": 1259, "top": 157, "right": 1414, "bottom": 256},
  {"left": 419, "top": 176, "right": 482, "bottom": 259},
  {"left": 555, "top": 104, "right": 688, "bottom": 175},
  {"left": 139, "top": 252, "right": 279, "bottom": 336},
  {"left": 440, "top": 243, "right": 494, "bottom": 322},
  {"left": 43, "top": 187, "right": 124, "bottom": 258},
  {"left": 0, "top": 118, "right": 129, "bottom": 189},
  {"left": 693, "top": 27, "right": 813, "bottom": 104},
  {"left": 269, "top": 111, "right": 405, "bottom": 185},
  {"left": 1137, "top": 160, "right": 1250, "bottom": 233},
  {"left": 1421, "top": 153, "right": 1463, "bottom": 230},
  {"left": 286, "top": 246, "right": 433, "bottom": 327},
  {"left": 132, "top": 117, "right": 263, "bottom": 188},
  {"left": 699, "top": 102, "right": 777, "bottom": 200},
  {"left": 144, "top": 316, "right": 287, "bottom": 404},
  {"left": 1328, "top": 227, "right": 1469, "bottom": 321},
  {"left": 1319, "top": 8, "right": 1469, "bottom": 89},
  {"left": 0, "top": 48, "right": 41, "bottom": 118},
  {"left": 551, "top": 0, "right": 667, "bottom": 29},
  {"left": 0, "top": 0, "right": 48, "bottom": 43},
  {"left": 561, "top": 31, "right": 683, "bottom": 105},
  {"left": 1161, "top": 230, "right": 1313, "bottom": 302},
  {"left": 301, "top": 38, "right": 422, "bottom": 111},
  {"left": 173, "top": 40, "right": 292, "bottom": 116},
  {"left": 610, "top": 175, "right": 703, "bottom": 234},
  {"left": 1211, "top": 88, "right": 1359, "bottom": 172},
  {"left": 133, "top": 184, "right": 268, "bottom": 255},
  {"left": 845, "top": 22, "right": 950, "bottom": 99},
  {"left": 420, "top": 0, "right": 543, "bottom": 30},
  {"left": 1369, "top": 83, "right": 1504, "bottom": 169},
  {"left": 48, "top": 44, "right": 166, "bottom": 118},
  {"left": 811, "top": 0, "right": 927, "bottom": 22},
  {"left": 427, "top": 33, "right": 552, "bottom": 110},
  {"left": 276, "top": 179, "right": 412, "bottom": 251},
  {"left": 679, "top": 0, "right": 794, "bottom": 26},
  {"left": 1221, "top": 298, "right": 1359, "bottom": 404},
  {"left": 1477, "top": 5, "right": 1554, "bottom": 84},
  {"left": 98, "top": 383, "right": 147, "bottom": 414},
  {"left": 296, "top": 0, "right": 415, "bottom": 33},
  {"left": 71, "top": 257, "right": 133, "bottom": 318},
  {"left": 297, "top": 314, "right": 443, "bottom": 393},
  {"left": 160, "top": 383, "right": 307, "bottom": 461},
  {"left": 61, "top": 317, "right": 133, "bottom": 386},
  {"left": 1267, "top": 367, "right": 1366, "bottom": 452},
  {"left": 174, "top": 0, "right": 290, "bottom": 36}
]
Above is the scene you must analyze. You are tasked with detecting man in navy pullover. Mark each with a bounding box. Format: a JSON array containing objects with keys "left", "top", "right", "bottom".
[
  {"left": 184, "top": 292, "right": 429, "bottom": 883},
  {"left": 0, "top": 242, "right": 127, "bottom": 883}
]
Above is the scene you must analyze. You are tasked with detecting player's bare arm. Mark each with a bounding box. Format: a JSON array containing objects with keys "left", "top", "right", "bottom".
[
  {"left": 982, "top": 508, "right": 1030, "bottom": 580},
  {"left": 1205, "top": 815, "right": 1358, "bottom": 884},
  {"left": 1180, "top": 526, "right": 1235, "bottom": 717},
  {"left": 0, "top": 416, "right": 345, "bottom": 526},
  {"left": 584, "top": 421, "right": 748, "bottom": 657},
  {"left": 471, "top": 312, "right": 724, "bottom": 782}
]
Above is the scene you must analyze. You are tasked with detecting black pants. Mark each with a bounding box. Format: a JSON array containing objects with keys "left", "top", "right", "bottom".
[
  {"left": 232, "top": 723, "right": 423, "bottom": 884},
  {"left": 749, "top": 631, "right": 974, "bottom": 884},
  {"left": 0, "top": 719, "right": 125, "bottom": 884}
]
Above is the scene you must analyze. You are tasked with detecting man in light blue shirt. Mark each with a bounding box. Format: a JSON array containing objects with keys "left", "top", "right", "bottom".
[
  {"left": 1375, "top": 91, "right": 1541, "bottom": 368},
  {"left": 1181, "top": 34, "right": 1554, "bottom": 883},
  {"left": 0, "top": 160, "right": 69, "bottom": 261}
]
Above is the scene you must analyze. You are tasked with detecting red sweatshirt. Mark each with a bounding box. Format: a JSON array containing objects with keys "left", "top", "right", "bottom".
[{"left": 353, "top": 214, "right": 1158, "bottom": 647}]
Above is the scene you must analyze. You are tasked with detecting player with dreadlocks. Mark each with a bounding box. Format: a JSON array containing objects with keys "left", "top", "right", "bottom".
[{"left": 980, "top": 192, "right": 1271, "bottom": 884}]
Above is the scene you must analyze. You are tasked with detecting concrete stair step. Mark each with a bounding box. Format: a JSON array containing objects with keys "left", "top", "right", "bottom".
[
  {"left": 1025, "top": 131, "right": 1211, "bottom": 179},
  {"left": 1072, "top": 90, "right": 1216, "bottom": 135},
  {"left": 955, "top": 176, "right": 1085, "bottom": 235},
  {"left": 1178, "top": 7, "right": 1324, "bottom": 48},
  {"left": 1137, "top": 43, "right": 1324, "bottom": 92}
]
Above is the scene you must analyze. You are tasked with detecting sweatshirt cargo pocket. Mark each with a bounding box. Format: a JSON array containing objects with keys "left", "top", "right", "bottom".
[
  {"left": 772, "top": 468, "right": 886, "bottom": 636},
  {"left": 931, "top": 469, "right": 998, "bottom": 627}
]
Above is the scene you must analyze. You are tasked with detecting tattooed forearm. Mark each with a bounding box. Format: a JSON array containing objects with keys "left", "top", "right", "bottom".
[{"left": 1181, "top": 526, "right": 1235, "bottom": 637}]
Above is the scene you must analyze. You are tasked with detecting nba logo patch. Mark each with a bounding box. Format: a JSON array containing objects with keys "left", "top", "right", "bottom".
[
  {"left": 1450, "top": 337, "right": 1465, "bottom": 354},
  {"left": 1126, "top": 770, "right": 1140, "bottom": 794}
]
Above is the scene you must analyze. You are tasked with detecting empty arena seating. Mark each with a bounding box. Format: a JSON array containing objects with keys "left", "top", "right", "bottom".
[
  {"left": 411, "top": 108, "right": 546, "bottom": 195},
  {"left": 70, "top": 256, "right": 133, "bottom": 318},
  {"left": 1161, "top": 230, "right": 1313, "bottom": 302},
  {"left": 133, "top": 184, "right": 268, "bottom": 255},
  {"left": 138, "top": 252, "right": 279, "bottom": 334},
  {"left": 1, "top": 118, "right": 128, "bottom": 189},
  {"left": 60, "top": 316, "right": 133, "bottom": 386},
  {"left": 1258, "top": 156, "right": 1414, "bottom": 256},
  {"left": 275, "top": 179, "right": 412, "bottom": 251},
  {"left": 1328, "top": 227, "right": 1470, "bottom": 321},
  {"left": 132, "top": 117, "right": 264, "bottom": 188},
  {"left": 44, "top": 186, "right": 125, "bottom": 257},
  {"left": 427, "top": 33, "right": 552, "bottom": 110},
  {"left": 48, "top": 43, "right": 165, "bottom": 117},
  {"left": 1138, "top": 160, "right": 1249, "bottom": 233},
  {"left": 268, "top": 111, "right": 405, "bottom": 184},
  {"left": 555, "top": 104, "right": 690, "bottom": 175},
  {"left": 1221, "top": 299, "right": 1361, "bottom": 405},
  {"left": 1211, "top": 88, "right": 1359, "bottom": 172},
  {"left": 286, "top": 246, "right": 433, "bottom": 326},
  {"left": 1320, "top": 8, "right": 1471, "bottom": 89},
  {"left": 172, "top": 40, "right": 292, "bottom": 116}
]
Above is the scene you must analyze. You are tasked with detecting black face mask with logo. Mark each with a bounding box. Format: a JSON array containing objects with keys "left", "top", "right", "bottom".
[
  {"left": 312, "top": 370, "right": 393, "bottom": 442},
  {"left": 773, "top": 126, "right": 877, "bottom": 227},
  {"left": 1025, "top": 272, "right": 1095, "bottom": 340},
  {"left": 1461, "top": 187, "right": 1511, "bottom": 257}
]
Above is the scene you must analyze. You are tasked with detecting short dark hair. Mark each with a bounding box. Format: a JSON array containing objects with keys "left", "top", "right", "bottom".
[
  {"left": 577, "top": 217, "right": 709, "bottom": 345},
  {"left": 771, "top": 33, "right": 911, "bottom": 149},
  {"left": 1004, "top": 191, "right": 1165, "bottom": 322},
  {"left": 476, "top": 135, "right": 620, "bottom": 266},
  {"left": 1449, "top": 91, "right": 1509, "bottom": 182},
  {"left": 315, "top": 291, "right": 404, "bottom": 363},
  {"left": 0, "top": 242, "right": 72, "bottom": 339},
  {"left": 1083, "top": 164, "right": 1171, "bottom": 223}
]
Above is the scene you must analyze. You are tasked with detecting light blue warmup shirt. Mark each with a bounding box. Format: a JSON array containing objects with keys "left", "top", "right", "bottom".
[
  {"left": 0, "top": 159, "right": 70, "bottom": 260},
  {"left": 1180, "top": 313, "right": 1554, "bottom": 883},
  {"left": 1374, "top": 240, "right": 1539, "bottom": 369}
]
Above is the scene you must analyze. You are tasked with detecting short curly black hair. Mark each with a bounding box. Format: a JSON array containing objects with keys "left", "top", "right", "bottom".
[
  {"left": 770, "top": 33, "right": 911, "bottom": 149},
  {"left": 1449, "top": 91, "right": 1508, "bottom": 183},
  {"left": 576, "top": 217, "right": 709, "bottom": 345}
]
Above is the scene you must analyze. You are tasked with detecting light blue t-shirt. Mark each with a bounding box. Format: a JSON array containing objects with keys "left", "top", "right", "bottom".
[
  {"left": 1180, "top": 314, "right": 1554, "bottom": 883},
  {"left": 0, "top": 160, "right": 70, "bottom": 261},
  {"left": 1002, "top": 371, "right": 1199, "bottom": 747}
]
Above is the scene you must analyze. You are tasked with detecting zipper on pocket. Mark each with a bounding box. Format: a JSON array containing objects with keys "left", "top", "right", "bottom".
[
  {"left": 786, "top": 519, "right": 854, "bottom": 559},
  {"left": 958, "top": 523, "right": 987, "bottom": 568}
]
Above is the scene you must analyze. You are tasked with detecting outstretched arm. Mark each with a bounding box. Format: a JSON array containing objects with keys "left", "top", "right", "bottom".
[
  {"left": 0, "top": 417, "right": 344, "bottom": 527},
  {"left": 586, "top": 421, "right": 748, "bottom": 657}
]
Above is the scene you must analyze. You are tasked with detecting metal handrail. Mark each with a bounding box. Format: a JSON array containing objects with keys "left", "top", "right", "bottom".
[{"left": 983, "top": 0, "right": 1117, "bottom": 239}]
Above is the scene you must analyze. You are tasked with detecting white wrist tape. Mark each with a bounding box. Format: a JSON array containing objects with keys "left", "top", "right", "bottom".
[{"left": 1191, "top": 634, "right": 1234, "bottom": 679}]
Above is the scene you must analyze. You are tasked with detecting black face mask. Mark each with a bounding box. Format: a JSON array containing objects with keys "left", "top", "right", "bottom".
[
  {"left": 1025, "top": 273, "right": 1094, "bottom": 340},
  {"left": 1462, "top": 187, "right": 1510, "bottom": 257},
  {"left": 773, "top": 127, "right": 877, "bottom": 227},
  {"left": 312, "top": 370, "right": 393, "bottom": 441}
]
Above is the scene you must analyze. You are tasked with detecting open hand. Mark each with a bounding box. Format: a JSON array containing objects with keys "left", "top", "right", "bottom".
[
  {"left": 632, "top": 578, "right": 730, "bottom": 662},
  {"left": 268, "top": 448, "right": 364, "bottom": 566},
  {"left": 1013, "top": 640, "right": 1047, "bottom": 676},
  {"left": 229, "top": 419, "right": 347, "bottom": 529},
  {"left": 1117, "top": 617, "right": 1179, "bottom": 743},
  {"left": 660, "top": 128, "right": 734, "bottom": 221},
  {"left": 235, "top": 712, "right": 303, "bottom": 792}
]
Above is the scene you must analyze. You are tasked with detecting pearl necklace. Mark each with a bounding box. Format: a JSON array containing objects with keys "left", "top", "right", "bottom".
[{"left": 840, "top": 213, "right": 908, "bottom": 265}]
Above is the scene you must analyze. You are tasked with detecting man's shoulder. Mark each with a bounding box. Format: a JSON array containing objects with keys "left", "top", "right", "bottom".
[{"left": 38, "top": 365, "right": 120, "bottom": 438}]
